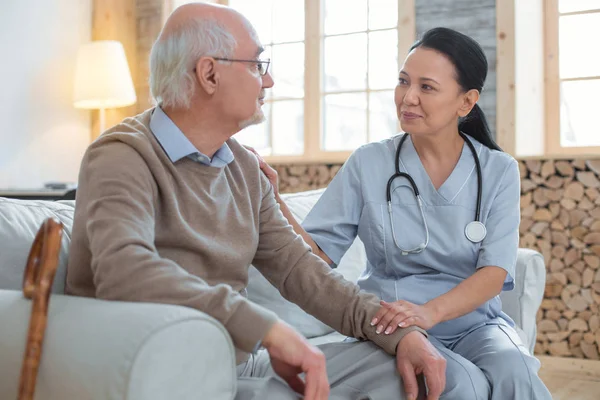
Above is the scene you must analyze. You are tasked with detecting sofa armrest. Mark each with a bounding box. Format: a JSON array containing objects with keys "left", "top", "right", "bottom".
[
  {"left": 0, "top": 290, "right": 236, "bottom": 400},
  {"left": 499, "top": 248, "right": 546, "bottom": 354}
]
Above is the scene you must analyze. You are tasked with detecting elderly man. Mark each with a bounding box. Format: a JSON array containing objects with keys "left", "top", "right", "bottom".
[{"left": 66, "top": 3, "right": 451, "bottom": 400}]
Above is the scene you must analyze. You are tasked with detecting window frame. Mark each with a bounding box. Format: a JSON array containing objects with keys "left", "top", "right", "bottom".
[
  {"left": 544, "top": 0, "right": 600, "bottom": 156},
  {"left": 171, "top": 0, "right": 415, "bottom": 163}
]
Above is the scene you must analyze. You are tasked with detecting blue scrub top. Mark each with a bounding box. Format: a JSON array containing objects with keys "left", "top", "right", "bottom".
[{"left": 302, "top": 133, "right": 521, "bottom": 340}]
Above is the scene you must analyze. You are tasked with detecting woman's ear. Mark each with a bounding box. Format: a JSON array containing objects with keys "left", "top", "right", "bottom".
[
  {"left": 194, "top": 57, "right": 219, "bottom": 95},
  {"left": 458, "top": 89, "right": 480, "bottom": 117}
]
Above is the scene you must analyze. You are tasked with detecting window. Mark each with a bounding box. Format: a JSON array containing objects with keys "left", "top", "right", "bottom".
[
  {"left": 545, "top": 0, "right": 600, "bottom": 154},
  {"left": 170, "top": 0, "right": 413, "bottom": 162},
  {"left": 320, "top": 0, "right": 399, "bottom": 152},
  {"left": 229, "top": 0, "right": 306, "bottom": 157}
]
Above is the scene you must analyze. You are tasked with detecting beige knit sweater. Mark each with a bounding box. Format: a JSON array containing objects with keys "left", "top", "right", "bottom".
[{"left": 66, "top": 108, "right": 421, "bottom": 364}]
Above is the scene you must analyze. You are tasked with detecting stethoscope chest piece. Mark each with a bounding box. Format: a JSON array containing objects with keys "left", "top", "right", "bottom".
[{"left": 465, "top": 221, "right": 486, "bottom": 243}]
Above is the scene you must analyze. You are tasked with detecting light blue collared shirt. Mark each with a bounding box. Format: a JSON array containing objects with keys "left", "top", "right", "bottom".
[{"left": 149, "top": 106, "right": 234, "bottom": 167}]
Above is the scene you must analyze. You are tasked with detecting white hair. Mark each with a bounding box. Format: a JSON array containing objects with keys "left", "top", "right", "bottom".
[{"left": 149, "top": 17, "right": 237, "bottom": 109}]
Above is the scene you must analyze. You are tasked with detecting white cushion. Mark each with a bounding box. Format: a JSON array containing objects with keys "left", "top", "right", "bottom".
[
  {"left": 499, "top": 248, "right": 546, "bottom": 353},
  {"left": 0, "top": 198, "right": 75, "bottom": 294},
  {"left": 246, "top": 189, "right": 366, "bottom": 338},
  {"left": 0, "top": 289, "right": 236, "bottom": 400}
]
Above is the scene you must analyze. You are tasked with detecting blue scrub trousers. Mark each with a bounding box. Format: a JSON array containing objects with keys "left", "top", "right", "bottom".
[{"left": 430, "top": 321, "right": 552, "bottom": 400}]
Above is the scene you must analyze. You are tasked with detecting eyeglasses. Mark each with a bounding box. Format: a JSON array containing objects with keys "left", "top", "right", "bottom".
[{"left": 213, "top": 57, "right": 271, "bottom": 76}]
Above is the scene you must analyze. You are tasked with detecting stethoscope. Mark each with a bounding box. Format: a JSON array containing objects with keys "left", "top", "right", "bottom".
[{"left": 386, "top": 132, "right": 486, "bottom": 255}]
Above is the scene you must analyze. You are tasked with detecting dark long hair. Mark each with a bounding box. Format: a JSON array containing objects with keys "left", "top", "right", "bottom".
[{"left": 410, "top": 27, "right": 502, "bottom": 151}]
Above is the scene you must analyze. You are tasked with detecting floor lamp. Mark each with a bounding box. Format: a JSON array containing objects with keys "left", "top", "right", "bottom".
[{"left": 73, "top": 40, "right": 137, "bottom": 134}]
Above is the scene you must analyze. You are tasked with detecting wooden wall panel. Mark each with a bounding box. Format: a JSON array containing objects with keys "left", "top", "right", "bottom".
[{"left": 92, "top": 0, "right": 137, "bottom": 139}]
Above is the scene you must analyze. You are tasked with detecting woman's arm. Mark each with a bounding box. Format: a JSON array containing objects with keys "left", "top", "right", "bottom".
[
  {"left": 273, "top": 193, "right": 333, "bottom": 265},
  {"left": 426, "top": 265, "right": 507, "bottom": 323},
  {"left": 372, "top": 265, "right": 507, "bottom": 334},
  {"left": 246, "top": 146, "right": 332, "bottom": 265}
]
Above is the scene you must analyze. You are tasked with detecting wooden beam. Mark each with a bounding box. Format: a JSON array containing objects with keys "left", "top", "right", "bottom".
[
  {"left": 496, "top": 0, "right": 516, "bottom": 155},
  {"left": 544, "top": 0, "right": 560, "bottom": 155},
  {"left": 91, "top": 0, "right": 137, "bottom": 140},
  {"left": 162, "top": 0, "right": 174, "bottom": 25},
  {"left": 398, "top": 0, "right": 416, "bottom": 64},
  {"left": 303, "top": 0, "right": 321, "bottom": 160}
]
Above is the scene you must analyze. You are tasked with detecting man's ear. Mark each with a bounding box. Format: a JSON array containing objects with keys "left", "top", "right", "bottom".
[
  {"left": 458, "top": 89, "right": 480, "bottom": 117},
  {"left": 194, "top": 57, "right": 219, "bottom": 95}
]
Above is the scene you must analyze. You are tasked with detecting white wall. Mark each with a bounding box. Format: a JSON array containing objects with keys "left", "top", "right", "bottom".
[
  {"left": 0, "top": 0, "right": 92, "bottom": 189},
  {"left": 515, "top": 0, "right": 545, "bottom": 156}
]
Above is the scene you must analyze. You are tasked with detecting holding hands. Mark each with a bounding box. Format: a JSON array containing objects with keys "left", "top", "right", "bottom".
[{"left": 371, "top": 300, "right": 439, "bottom": 334}]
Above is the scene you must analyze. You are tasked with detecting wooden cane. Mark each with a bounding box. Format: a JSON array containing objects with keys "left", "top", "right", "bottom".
[{"left": 17, "top": 218, "right": 64, "bottom": 400}]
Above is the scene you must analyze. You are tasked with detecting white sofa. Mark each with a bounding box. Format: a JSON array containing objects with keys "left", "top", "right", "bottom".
[{"left": 0, "top": 189, "right": 546, "bottom": 400}]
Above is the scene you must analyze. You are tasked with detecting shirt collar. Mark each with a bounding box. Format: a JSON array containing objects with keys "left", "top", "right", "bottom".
[{"left": 149, "top": 106, "right": 234, "bottom": 167}]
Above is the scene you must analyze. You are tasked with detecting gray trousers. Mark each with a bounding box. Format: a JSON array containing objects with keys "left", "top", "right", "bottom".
[
  {"left": 236, "top": 323, "right": 551, "bottom": 399},
  {"left": 237, "top": 340, "right": 471, "bottom": 400}
]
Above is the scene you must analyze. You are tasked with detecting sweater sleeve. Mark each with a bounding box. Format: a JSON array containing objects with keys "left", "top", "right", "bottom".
[
  {"left": 80, "top": 140, "right": 278, "bottom": 353},
  {"left": 251, "top": 172, "right": 425, "bottom": 355}
]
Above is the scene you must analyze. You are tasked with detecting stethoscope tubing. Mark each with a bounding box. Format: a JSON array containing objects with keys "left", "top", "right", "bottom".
[{"left": 387, "top": 132, "right": 484, "bottom": 253}]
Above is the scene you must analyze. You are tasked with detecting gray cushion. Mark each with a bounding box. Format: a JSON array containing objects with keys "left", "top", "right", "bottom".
[{"left": 0, "top": 197, "right": 74, "bottom": 294}]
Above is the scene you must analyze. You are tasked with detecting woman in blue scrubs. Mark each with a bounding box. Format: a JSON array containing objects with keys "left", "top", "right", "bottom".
[{"left": 256, "top": 27, "right": 551, "bottom": 400}]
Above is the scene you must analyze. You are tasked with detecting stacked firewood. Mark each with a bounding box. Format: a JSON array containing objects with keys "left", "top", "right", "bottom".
[
  {"left": 520, "top": 159, "right": 600, "bottom": 359},
  {"left": 275, "top": 164, "right": 340, "bottom": 194}
]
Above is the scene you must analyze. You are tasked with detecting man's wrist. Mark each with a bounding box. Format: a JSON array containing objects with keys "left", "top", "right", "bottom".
[{"left": 395, "top": 329, "right": 427, "bottom": 353}]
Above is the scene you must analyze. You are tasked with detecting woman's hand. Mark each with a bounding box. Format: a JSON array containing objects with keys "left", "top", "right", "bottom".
[
  {"left": 244, "top": 145, "right": 280, "bottom": 196},
  {"left": 371, "top": 300, "right": 439, "bottom": 334}
]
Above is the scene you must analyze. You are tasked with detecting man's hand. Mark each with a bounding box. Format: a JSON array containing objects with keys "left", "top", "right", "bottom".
[
  {"left": 371, "top": 300, "right": 439, "bottom": 334},
  {"left": 244, "top": 145, "right": 280, "bottom": 196},
  {"left": 396, "top": 331, "right": 446, "bottom": 400},
  {"left": 262, "top": 321, "right": 330, "bottom": 400}
]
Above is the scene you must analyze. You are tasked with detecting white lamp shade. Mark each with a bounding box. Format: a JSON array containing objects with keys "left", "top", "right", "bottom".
[{"left": 73, "top": 40, "right": 137, "bottom": 109}]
